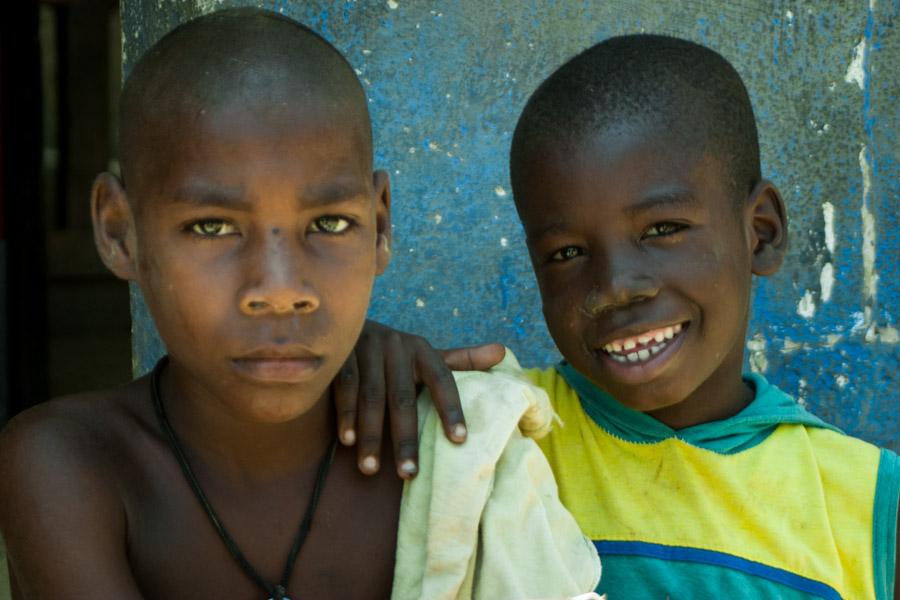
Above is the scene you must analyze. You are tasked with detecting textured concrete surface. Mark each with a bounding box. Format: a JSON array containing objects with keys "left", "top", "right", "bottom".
[{"left": 124, "top": 0, "right": 898, "bottom": 452}]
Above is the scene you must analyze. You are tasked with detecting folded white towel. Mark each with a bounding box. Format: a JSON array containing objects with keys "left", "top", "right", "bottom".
[{"left": 391, "top": 351, "right": 601, "bottom": 599}]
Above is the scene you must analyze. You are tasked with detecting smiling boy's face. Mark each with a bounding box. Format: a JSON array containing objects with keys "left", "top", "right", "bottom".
[
  {"left": 97, "top": 87, "right": 389, "bottom": 424},
  {"left": 515, "top": 124, "right": 785, "bottom": 427}
]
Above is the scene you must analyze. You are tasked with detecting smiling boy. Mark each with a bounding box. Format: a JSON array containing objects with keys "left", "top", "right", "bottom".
[
  {"left": 509, "top": 35, "right": 898, "bottom": 599},
  {"left": 0, "top": 9, "right": 601, "bottom": 599},
  {"left": 350, "top": 35, "right": 900, "bottom": 598}
]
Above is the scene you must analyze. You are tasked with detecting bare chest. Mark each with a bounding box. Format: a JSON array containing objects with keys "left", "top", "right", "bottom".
[{"left": 119, "top": 445, "right": 401, "bottom": 600}]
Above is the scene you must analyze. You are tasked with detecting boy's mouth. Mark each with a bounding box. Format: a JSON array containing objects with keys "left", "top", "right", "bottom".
[
  {"left": 232, "top": 346, "right": 323, "bottom": 384},
  {"left": 601, "top": 323, "right": 684, "bottom": 364}
]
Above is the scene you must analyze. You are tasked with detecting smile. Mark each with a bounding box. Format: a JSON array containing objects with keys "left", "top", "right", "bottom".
[{"left": 602, "top": 323, "right": 684, "bottom": 364}]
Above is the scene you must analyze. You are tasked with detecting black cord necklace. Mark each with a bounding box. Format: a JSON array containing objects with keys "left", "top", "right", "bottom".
[{"left": 151, "top": 356, "right": 338, "bottom": 600}]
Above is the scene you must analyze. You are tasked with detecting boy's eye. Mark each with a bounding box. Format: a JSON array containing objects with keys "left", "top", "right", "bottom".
[
  {"left": 190, "top": 219, "right": 238, "bottom": 237},
  {"left": 643, "top": 222, "right": 686, "bottom": 238},
  {"left": 309, "top": 216, "right": 352, "bottom": 234},
  {"left": 550, "top": 246, "right": 584, "bottom": 261}
]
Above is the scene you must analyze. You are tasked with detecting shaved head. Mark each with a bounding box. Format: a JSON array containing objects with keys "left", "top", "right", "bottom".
[
  {"left": 511, "top": 34, "right": 760, "bottom": 203},
  {"left": 119, "top": 8, "right": 370, "bottom": 197}
]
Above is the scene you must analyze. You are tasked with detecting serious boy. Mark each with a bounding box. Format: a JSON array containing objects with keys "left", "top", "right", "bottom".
[
  {"left": 348, "top": 35, "right": 900, "bottom": 599},
  {"left": 0, "top": 9, "right": 599, "bottom": 599}
]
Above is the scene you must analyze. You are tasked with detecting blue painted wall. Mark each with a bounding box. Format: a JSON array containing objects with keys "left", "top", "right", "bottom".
[{"left": 123, "top": 0, "right": 898, "bottom": 452}]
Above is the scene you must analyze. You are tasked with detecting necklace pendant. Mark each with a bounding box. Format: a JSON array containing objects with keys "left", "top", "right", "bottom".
[{"left": 269, "top": 585, "right": 290, "bottom": 600}]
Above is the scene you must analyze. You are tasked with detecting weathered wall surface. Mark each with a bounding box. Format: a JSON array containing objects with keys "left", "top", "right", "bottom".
[{"left": 123, "top": 0, "right": 898, "bottom": 452}]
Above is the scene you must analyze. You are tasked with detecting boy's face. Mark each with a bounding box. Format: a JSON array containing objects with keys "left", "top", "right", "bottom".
[
  {"left": 121, "top": 94, "right": 388, "bottom": 423},
  {"left": 516, "top": 125, "right": 763, "bottom": 422}
]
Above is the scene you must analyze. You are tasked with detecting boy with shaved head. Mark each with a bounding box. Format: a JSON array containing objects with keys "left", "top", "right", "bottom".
[
  {"left": 0, "top": 9, "right": 601, "bottom": 599},
  {"left": 350, "top": 34, "right": 900, "bottom": 599}
]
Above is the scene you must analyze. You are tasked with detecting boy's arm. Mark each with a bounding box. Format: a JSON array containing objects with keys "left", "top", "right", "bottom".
[
  {"left": 0, "top": 410, "right": 144, "bottom": 599},
  {"left": 334, "top": 320, "right": 504, "bottom": 478}
]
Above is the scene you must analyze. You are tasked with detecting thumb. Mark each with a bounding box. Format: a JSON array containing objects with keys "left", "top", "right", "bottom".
[{"left": 440, "top": 343, "right": 505, "bottom": 371}]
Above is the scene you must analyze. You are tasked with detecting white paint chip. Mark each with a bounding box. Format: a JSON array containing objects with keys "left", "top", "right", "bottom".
[
  {"left": 859, "top": 146, "right": 879, "bottom": 326},
  {"left": 747, "top": 333, "right": 768, "bottom": 373},
  {"left": 387, "top": 0, "right": 399, "bottom": 9},
  {"left": 433, "top": 213, "right": 442, "bottom": 225},
  {"left": 415, "top": 298, "right": 425, "bottom": 308},
  {"left": 452, "top": 307, "right": 460, "bottom": 317},
  {"left": 820, "top": 262, "right": 834, "bottom": 303},
  {"left": 880, "top": 326, "right": 900, "bottom": 344},
  {"left": 500, "top": 237, "right": 509, "bottom": 247},
  {"left": 822, "top": 202, "right": 836, "bottom": 253},
  {"left": 845, "top": 38, "right": 866, "bottom": 89},
  {"left": 835, "top": 374, "right": 849, "bottom": 388},
  {"left": 797, "top": 290, "right": 816, "bottom": 319},
  {"left": 494, "top": 186, "right": 507, "bottom": 197}
]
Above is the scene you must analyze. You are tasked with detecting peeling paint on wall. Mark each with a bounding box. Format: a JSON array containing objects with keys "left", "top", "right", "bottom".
[
  {"left": 858, "top": 145, "right": 878, "bottom": 330},
  {"left": 844, "top": 38, "right": 866, "bottom": 89},
  {"left": 820, "top": 263, "right": 834, "bottom": 303},
  {"left": 822, "top": 202, "right": 835, "bottom": 254}
]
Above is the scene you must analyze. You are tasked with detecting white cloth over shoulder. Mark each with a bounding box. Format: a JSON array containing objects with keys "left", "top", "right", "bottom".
[{"left": 391, "top": 351, "right": 601, "bottom": 600}]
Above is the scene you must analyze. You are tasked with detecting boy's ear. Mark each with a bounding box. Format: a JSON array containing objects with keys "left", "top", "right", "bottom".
[
  {"left": 91, "top": 172, "right": 139, "bottom": 281},
  {"left": 744, "top": 179, "right": 788, "bottom": 276},
  {"left": 373, "top": 169, "right": 392, "bottom": 275}
]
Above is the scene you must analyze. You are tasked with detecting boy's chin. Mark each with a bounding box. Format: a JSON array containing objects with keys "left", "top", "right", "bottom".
[
  {"left": 610, "top": 389, "right": 685, "bottom": 415},
  {"left": 233, "top": 387, "right": 331, "bottom": 424}
]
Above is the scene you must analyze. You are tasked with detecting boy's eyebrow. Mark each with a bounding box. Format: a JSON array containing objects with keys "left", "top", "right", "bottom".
[
  {"left": 527, "top": 220, "right": 568, "bottom": 241},
  {"left": 302, "top": 181, "right": 371, "bottom": 207},
  {"left": 170, "top": 183, "right": 251, "bottom": 210},
  {"left": 627, "top": 189, "right": 702, "bottom": 216},
  {"left": 168, "top": 181, "right": 370, "bottom": 210}
]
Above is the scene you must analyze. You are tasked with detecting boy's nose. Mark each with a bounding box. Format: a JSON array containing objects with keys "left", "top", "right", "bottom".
[
  {"left": 583, "top": 267, "right": 659, "bottom": 316},
  {"left": 238, "top": 236, "right": 321, "bottom": 316}
]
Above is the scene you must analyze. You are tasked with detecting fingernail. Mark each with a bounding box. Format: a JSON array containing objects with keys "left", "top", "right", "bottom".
[
  {"left": 342, "top": 429, "right": 356, "bottom": 445},
  {"left": 361, "top": 456, "right": 378, "bottom": 473},
  {"left": 453, "top": 423, "right": 467, "bottom": 440},
  {"left": 399, "top": 460, "right": 417, "bottom": 476}
]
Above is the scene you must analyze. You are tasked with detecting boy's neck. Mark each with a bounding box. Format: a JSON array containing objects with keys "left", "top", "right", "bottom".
[
  {"left": 159, "top": 361, "right": 335, "bottom": 482},
  {"left": 646, "top": 362, "right": 755, "bottom": 431}
]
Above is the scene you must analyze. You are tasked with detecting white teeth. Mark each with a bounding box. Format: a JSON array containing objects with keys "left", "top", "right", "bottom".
[{"left": 603, "top": 323, "right": 684, "bottom": 363}]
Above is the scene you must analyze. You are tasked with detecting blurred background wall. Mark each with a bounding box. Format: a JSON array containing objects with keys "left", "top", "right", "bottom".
[
  {"left": 1, "top": 0, "right": 896, "bottom": 452},
  {"left": 1, "top": 0, "right": 130, "bottom": 421}
]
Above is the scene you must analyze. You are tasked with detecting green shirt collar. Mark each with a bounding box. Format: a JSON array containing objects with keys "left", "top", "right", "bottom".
[{"left": 556, "top": 362, "right": 841, "bottom": 454}]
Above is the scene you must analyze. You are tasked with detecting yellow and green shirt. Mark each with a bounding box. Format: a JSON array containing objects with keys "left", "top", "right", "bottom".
[{"left": 529, "top": 363, "right": 900, "bottom": 599}]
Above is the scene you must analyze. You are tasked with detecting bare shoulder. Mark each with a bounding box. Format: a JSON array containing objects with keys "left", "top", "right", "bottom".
[
  {"left": 0, "top": 380, "right": 153, "bottom": 483},
  {"left": 0, "top": 381, "right": 151, "bottom": 598}
]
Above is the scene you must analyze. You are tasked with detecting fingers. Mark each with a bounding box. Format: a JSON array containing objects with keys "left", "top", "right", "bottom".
[
  {"left": 333, "top": 353, "right": 359, "bottom": 446},
  {"left": 385, "top": 334, "right": 420, "bottom": 479},
  {"left": 441, "top": 343, "right": 506, "bottom": 371},
  {"left": 355, "top": 334, "right": 386, "bottom": 475},
  {"left": 416, "top": 339, "right": 467, "bottom": 443}
]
